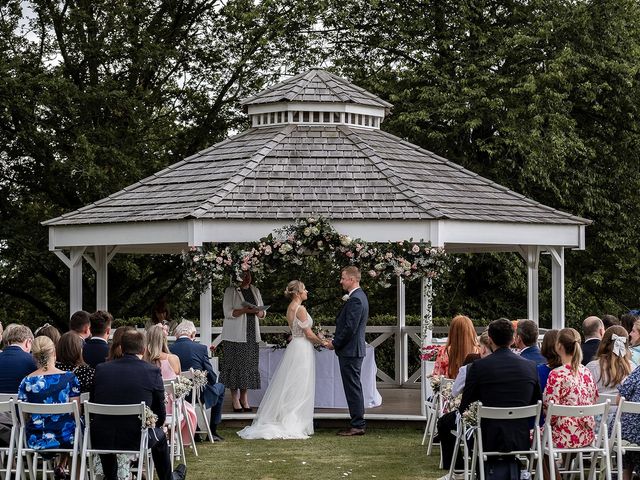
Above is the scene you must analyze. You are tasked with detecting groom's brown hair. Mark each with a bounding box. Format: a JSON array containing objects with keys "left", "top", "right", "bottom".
[{"left": 342, "top": 266, "right": 361, "bottom": 281}]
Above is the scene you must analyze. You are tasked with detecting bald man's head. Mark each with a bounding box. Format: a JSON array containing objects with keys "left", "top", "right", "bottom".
[{"left": 583, "top": 316, "right": 604, "bottom": 340}]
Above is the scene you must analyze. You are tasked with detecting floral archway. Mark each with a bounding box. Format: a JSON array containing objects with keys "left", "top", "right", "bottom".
[{"left": 182, "top": 217, "right": 448, "bottom": 349}]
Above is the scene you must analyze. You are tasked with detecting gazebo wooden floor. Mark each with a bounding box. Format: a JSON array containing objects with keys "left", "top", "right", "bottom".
[{"left": 221, "top": 387, "right": 424, "bottom": 422}]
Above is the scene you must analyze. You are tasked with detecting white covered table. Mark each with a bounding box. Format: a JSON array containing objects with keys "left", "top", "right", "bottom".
[{"left": 247, "top": 344, "right": 382, "bottom": 409}]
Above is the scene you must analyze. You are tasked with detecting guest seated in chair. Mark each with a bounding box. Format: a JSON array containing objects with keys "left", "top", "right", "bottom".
[
  {"left": 18, "top": 336, "right": 81, "bottom": 479},
  {"left": 144, "top": 324, "right": 197, "bottom": 445},
  {"left": 516, "top": 319, "right": 546, "bottom": 364},
  {"left": 455, "top": 318, "right": 541, "bottom": 479},
  {"left": 83, "top": 310, "right": 112, "bottom": 368},
  {"left": 56, "top": 331, "right": 95, "bottom": 394},
  {"left": 432, "top": 315, "right": 479, "bottom": 380},
  {"left": 542, "top": 328, "right": 598, "bottom": 479},
  {"left": 92, "top": 330, "right": 186, "bottom": 480},
  {"left": 170, "top": 320, "right": 225, "bottom": 442}
]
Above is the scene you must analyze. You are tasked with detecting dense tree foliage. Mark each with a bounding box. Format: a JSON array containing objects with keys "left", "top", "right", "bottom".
[
  {"left": 322, "top": 0, "right": 640, "bottom": 325},
  {"left": 1, "top": 0, "right": 639, "bottom": 329}
]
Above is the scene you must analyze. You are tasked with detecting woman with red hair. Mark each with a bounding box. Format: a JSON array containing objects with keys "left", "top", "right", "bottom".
[{"left": 433, "top": 315, "right": 479, "bottom": 379}]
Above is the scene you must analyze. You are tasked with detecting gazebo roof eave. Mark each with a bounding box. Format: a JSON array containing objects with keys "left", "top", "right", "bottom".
[{"left": 46, "top": 217, "right": 587, "bottom": 254}]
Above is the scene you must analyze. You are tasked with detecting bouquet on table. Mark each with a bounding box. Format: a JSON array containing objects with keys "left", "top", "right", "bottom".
[{"left": 420, "top": 344, "right": 441, "bottom": 361}]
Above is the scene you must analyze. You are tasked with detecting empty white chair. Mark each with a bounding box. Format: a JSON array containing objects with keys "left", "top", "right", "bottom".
[
  {"left": 79, "top": 401, "right": 153, "bottom": 480},
  {"left": 541, "top": 401, "right": 612, "bottom": 480},
  {"left": 15, "top": 401, "right": 82, "bottom": 480}
]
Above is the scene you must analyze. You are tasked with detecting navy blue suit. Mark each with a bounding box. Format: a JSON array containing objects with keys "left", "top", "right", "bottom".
[
  {"left": 0, "top": 346, "right": 37, "bottom": 393},
  {"left": 520, "top": 345, "right": 546, "bottom": 365},
  {"left": 82, "top": 337, "right": 109, "bottom": 368},
  {"left": 581, "top": 339, "right": 600, "bottom": 365},
  {"left": 91, "top": 355, "right": 171, "bottom": 480},
  {"left": 170, "top": 337, "right": 225, "bottom": 427},
  {"left": 333, "top": 287, "right": 369, "bottom": 429},
  {"left": 460, "top": 348, "right": 542, "bottom": 453}
]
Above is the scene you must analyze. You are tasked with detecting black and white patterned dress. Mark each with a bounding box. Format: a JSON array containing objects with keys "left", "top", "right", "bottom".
[{"left": 220, "top": 287, "right": 261, "bottom": 390}]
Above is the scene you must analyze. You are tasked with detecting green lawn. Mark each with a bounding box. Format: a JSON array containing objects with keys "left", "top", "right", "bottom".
[{"left": 185, "top": 426, "right": 443, "bottom": 480}]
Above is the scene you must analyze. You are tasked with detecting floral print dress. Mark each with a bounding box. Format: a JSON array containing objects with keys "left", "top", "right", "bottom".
[
  {"left": 618, "top": 367, "right": 640, "bottom": 468},
  {"left": 17, "top": 372, "right": 81, "bottom": 449},
  {"left": 543, "top": 364, "right": 598, "bottom": 448}
]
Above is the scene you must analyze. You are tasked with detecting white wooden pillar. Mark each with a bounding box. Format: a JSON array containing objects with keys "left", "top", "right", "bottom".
[
  {"left": 83, "top": 246, "right": 117, "bottom": 311},
  {"left": 519, "top": 246, "right": 540, "bottom": 323},
  {"left": 199, "top": 283, "right": 213, "bottom": 348},
  {"left": 94, "top": 246, "right": 108, "bottom": 311},
  {"left": 396, "top": 277, "right": 407, "bottom": 385},
  {"left": 549, "top": 246, "right": 565, "bottom": 329},
  {"left": 69, "top": 247, "right": 84, "bottom": 315}
]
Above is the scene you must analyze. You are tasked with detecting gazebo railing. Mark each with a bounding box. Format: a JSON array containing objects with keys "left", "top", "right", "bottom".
[{"left": 205, "top": 324, "right": 443, "bottom": 387}]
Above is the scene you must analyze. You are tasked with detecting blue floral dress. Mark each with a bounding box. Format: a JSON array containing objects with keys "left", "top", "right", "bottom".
[
  {"left": 17, "top": 372, "right": 81, "bottom": 449},
  {"left": 618, "top": 367, "right": 640, "bottom": 469}
]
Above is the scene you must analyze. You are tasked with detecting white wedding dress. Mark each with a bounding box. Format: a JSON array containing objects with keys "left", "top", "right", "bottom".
[{"left": 237, "top": 307, "right": 315, "bottom": 439}]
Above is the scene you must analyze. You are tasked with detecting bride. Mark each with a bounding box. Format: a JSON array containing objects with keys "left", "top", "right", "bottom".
[{"left": 237, "top": 280, "right": 328, "bottom": 439}]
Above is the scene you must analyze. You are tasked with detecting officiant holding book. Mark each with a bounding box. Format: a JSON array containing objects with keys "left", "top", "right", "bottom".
[{"left": 221, "top": 271, "right": 267, "bottom": 412}]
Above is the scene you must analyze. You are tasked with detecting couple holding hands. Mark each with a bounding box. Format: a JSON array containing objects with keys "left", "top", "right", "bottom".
[{"left": 236, "top": 266, "right": 369, "bottom": 440}]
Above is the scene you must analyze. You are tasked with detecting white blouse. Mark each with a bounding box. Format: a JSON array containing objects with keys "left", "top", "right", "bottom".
[{"left": 221, "top": 285, "right": 264, "bottom": 343}]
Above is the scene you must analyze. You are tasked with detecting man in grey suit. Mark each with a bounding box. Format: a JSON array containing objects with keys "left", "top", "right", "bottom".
[{"left": 327, "top": 266, "right": 369, "bottom": 436}]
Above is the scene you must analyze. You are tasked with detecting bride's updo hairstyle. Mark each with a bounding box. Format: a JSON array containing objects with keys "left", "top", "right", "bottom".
[
  {"left": 284, "top": 280, "right": 304, "bottom": 300},
  {"left": 32, "top": 335, "right": 55, "bottom": 370}
]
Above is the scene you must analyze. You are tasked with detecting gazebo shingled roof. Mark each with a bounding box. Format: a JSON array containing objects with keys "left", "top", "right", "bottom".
[
  {"left": 240, "top": 69, "right": 393, "bottom": 108},
  {"left": 43, "top": 123, "right": 587, "bottom": 226}
]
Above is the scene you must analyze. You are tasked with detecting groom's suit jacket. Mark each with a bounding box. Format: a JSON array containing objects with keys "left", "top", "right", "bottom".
[{"left": 333, "top": 287, "right": 369, "bottom": 358}]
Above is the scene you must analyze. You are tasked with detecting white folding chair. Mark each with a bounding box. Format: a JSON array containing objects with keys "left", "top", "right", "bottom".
[
  {"left": 610, "top": 397, "right": 640, "bottom": 480},
  {"left": 0, "top": 399, "right": 18, "bottom": 480},
  {"left": 163, "top": 380, "right": 187, "bottom": 469},
  {"left": 540, "top": 401, "right": 612, "bottom": 480},
  {"left": 0, "top": 395, "right": 17, "bottom": 403},
  {"left": 79, "top": 401, "right": 153, "bottom": 480},
  {"left": 421, "top": 363, "right": 437, "bottom": 447},
  {"left": 15, "top": 401, "right": 82, "bottom": 480},
  {"left": 447, "top": 413, "right": 476, "bottom": 480},
  {"left": 471, "top": 401, "right": 543, "bottom": 480},
  {"left": 181, "top": 369, "right": 213, "bottom": 443}
]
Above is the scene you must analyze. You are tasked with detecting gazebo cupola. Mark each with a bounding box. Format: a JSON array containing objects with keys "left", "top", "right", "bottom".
[{"left": 241, "top": 69, "right": 392, "bottom": 129}]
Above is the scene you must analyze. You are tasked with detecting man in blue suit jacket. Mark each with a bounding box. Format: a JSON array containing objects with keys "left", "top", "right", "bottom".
[
  {"left": 0, "top": 325, "right": 37, "bottom": 445},
  {"left": 515, "top": 319, "right": 546, "bottom": 364},
  {"left": 328, "top": 266, "right": 369, "bottom": 436},
  {"left": 460, "top": 318, "right": 542, "bottom": 476},
  {"left": 92, "top": 330, "right": 186, "bottom": 480},
  {"left": 170, "top": 320, "right": 225, "bottom": 441},
  {"left": 83, "top": 310, "right": 112, "bottom": 368},
  {"left": 0, "top": 325, "right": 37, "bottom": 393}
]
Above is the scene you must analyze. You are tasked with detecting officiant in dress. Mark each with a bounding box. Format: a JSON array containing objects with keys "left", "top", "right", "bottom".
[{"left": 221, "top": 271, "right": 266, "bottom": 412}]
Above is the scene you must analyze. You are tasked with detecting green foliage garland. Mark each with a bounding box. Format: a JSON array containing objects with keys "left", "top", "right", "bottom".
[{"left": 182, "top": 217, "right": 447, "bottom": 293}]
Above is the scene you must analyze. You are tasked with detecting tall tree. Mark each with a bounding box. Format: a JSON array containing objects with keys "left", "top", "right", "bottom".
[
  {"left": 321, "top": 0, "right": 640, "bottom": 324},
  {"left": 0, "top": 0, "right": 325, "bottom": 327}
]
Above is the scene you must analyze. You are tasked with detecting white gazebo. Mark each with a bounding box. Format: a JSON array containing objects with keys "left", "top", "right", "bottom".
[{"left": 43, "top": 69, "right": 590, "bottom": 385}]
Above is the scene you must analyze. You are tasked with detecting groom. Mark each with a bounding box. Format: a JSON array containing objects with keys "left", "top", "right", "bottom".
[{"left": 327, "top": 266, "right": 369, "bottom": 436}]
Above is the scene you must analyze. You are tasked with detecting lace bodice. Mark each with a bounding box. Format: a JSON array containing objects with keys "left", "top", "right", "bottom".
[{"left": 290, "top": 307, "right": 313, "bottom": 338}]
